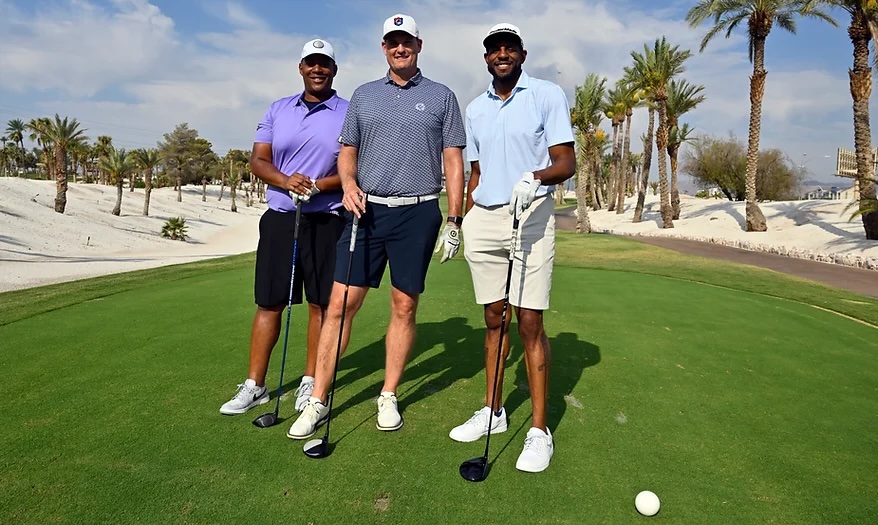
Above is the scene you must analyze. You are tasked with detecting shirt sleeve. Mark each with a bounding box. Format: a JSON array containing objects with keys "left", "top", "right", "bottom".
[
  {"left": 338, "top": 89, "right": 360, "bottom": 147},
  {"left": 543, "top": 84, "right": 575, "bottom": 147},
  {"left": 442, "top": 89, "right": 467, "bottom": 149},
  {"left": 465, "top": 105, "right": 479, "bottom": 163},
  {"left": 254, "top": 104, "right": 273, "bottom": 144}
]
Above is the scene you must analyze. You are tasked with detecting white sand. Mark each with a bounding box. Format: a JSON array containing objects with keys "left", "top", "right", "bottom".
[
  {"left": 584, "top": 193, "right": 878, "bottom": 270},
  {"left": 2, "top": 180, "right": 876, "bottom": 295},
  {"left": 0, "top": 178, "right": 266, "bottom": 292}
]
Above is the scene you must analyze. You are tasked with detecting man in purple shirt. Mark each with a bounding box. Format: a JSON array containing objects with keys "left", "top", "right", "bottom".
[{"left": 220, "top": 39, "right": 350, "bottom": 416}]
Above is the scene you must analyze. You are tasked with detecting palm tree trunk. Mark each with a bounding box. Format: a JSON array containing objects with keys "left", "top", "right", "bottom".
[
  {"left": 588, "top": 153, "right": 600, "bottom": 211},
  {"left": 617, "top": 113, "right": 632, "bottom": 214},
  {"left": 850, "top": 10, "right": 878, "bottom": 240},
  {"left": 53, "top": 145, "right": 67, "bottom": 214},
  {"left": 129, "top": 172, "right": 135, "bottom": 192},
  {"left": 575, "top": 135, "right": 592, "bottom": 233},
  {"left": 202, "top": 177, "right": 207, "bottom": 202},
  {"left": 231, "top": 183, "right": 238, "bottom": 213},
  {"left": 655, "top": 97, "right": 673, "bottom": 228},
  {"left": 744, "top": 36, "right": 768, "bottom": 232},
  {"left": 112, "top": 178, "right": 123, "bottom": 216},
  {"left": 176, "top": 175, "right": 182, "bottom": 202},
  {"left": 143, "top": 169, "right": 152, "bottom": 216},
  {"left": 634, "top": 107, "right": 655, "bottom": 223},
  {"left": 670, "top": 143, "right": 681, "bottom": 220},
  {"left": 607, "top": 123, "right": 620, "bottom": 212},
  {"left": 249, "top": 172, "right": 255, "bottom": 206},
  {"left": 592, "top": 151, "right": 605, "bottom": 209}
]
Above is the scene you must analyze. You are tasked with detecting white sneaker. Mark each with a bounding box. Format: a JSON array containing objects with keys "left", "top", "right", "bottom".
[
  {"left": 449, "top": 406, "right": 508, "bottom": 442},
  {"left": 376, "top": 392, "right": 403, "bottom": 431},
  {"left": 219, "top": 379, "right": 269, "bottom": 415},
  {"left": 287, "top": 397, "right": 329, "bottom": 439},
  {"left": 294, "top": 378, "right": 315, "bottom": 412},
  {"left": 516, "top": 427, "right": 554, "bottom": 473}
]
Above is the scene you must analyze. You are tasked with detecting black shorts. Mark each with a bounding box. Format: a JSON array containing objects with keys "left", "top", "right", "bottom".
[
  {"left": 334, "top": 200, "right": 442, "bottom": 295},
  {"left": 254, "top": 208, "right": 345, "bottom": 308}
]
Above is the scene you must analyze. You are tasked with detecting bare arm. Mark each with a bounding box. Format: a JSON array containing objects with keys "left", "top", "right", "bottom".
[
  {"left": 465, "top": 161, "right": 480, "bottom": 214},
  {"left": 315, "top": 174, "right": 341, "bottom": 192},
  {"left": 533, "top": 143, "right": 576, "bottom": 186},
  {"left": 338, "top": 144, "right": 366, "bottom": 216},
  {"left": 443, "top": 147, "right": 464, "bottom": 220},
  {"left": 250, "top": 142, "right": 312, "bottom": 195}
]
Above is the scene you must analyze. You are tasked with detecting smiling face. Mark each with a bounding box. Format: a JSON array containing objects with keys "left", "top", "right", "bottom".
[
  {"left": 298, "top": 54, "right": 337, "bottom": 97},
  {"left": 484, "top": 34, "right": 526, "bottom": 83},
  {"left": 382, "top": 31, "right": 422, "bottom": 73}
]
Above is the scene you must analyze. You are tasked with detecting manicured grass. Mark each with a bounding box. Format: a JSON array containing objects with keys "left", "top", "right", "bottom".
[{"left": 1, "top": 233, "right": 876, "bottom": 524}]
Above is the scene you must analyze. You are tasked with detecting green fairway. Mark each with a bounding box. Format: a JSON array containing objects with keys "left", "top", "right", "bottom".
[{"left": 1, "top": 233, "right": 876, "bottom": 524}]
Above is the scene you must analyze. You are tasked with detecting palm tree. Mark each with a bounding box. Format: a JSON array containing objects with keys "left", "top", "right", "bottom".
[
  {"left": 625, "top": 52, "right": 658, "bottom": 224},
  {"left": 831, "top": 0, "right": 878, "bottom": 239},
  {"left": 227, "top": 166, "right": 242, "bottom": 213},
  {"left": 101, "top": 147, "right": 134, "bottom": 216},
  {"left": 666, "top": 79, "right": 706, "bottom": 219},
  {"left": 132, "top": 148, "right": 160, "bottom": 216},
  {"left": 94, "top": 136, "right": 113, "bottom": 185},
  {"left": 43, "top": 115, "right": 87, "bottom": 213},
  {"left": 26, "top": 117, "right": 53, "bottom": 179},
  {"left": 687, "top": 0, "right": 836, "bottom": 231},
  {"left": 668, "top": 123, "right": 697, "bottom": 218},
  {"left": 603, "top": 85, "right": 626, "bottom": 213},
  {"left": 628, "top": 37, "right": 691, "bottom": 228},
  {"left": 5, "top": 119, "right": 25, "bottom": 175},
  {"left": 570, "top": 73, "right": 608, "bottom": 232}
]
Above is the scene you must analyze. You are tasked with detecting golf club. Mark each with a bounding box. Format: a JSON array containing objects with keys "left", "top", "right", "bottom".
[
  {"left": 459, "top": 216, "right": 520, "bottom": 482},
  {"left": 303, "top": 213, "right": 360, "bottom": 458},
  {"left": 252, "top": 196, "right": 304, "bottom": 428}
]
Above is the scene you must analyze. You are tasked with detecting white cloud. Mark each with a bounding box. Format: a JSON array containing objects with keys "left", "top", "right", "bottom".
[{"left": 0, "top": 0, "right": 866, "bottom": 180}]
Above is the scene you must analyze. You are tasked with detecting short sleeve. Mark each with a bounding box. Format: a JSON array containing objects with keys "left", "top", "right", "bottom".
[
  {"left": 442, "top": 89, "right": 467, "bottom": 149},
  {"left": 254, "top": 105, "right": 273, "bottom": 144},
  {"left": 339, "top": 89, "right": 361, "bottom": 147},
  {"left": 465, "top": 106, "right": 479, "bottom": 163},
  {"left": 543, "top": 85, "right": 575, "bottom": 147}
]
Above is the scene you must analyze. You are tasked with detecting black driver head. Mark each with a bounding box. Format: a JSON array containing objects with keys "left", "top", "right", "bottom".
[
  {"left": 303, "top": 437, "right": 331, "bottom": 459},
  {"left": 459, "top": 456, "right": 489, "bottom": 482},
  {"left": 252, "top": 411, "right": 279, "bottom": 428}
]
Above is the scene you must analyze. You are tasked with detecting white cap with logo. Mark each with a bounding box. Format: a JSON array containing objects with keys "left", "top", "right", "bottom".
[
  {"left": 483, "top": 23, "right": 524, "bottom": 48},
  {"left": 301, "top": 38, "right": 335, "bottom": 61},
  {"left": 383, "top": 13, "right": 419, "bottom": 39}
]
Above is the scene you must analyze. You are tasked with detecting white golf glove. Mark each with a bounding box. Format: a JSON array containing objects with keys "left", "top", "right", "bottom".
[
  {"left": 433, "top": 224, "right": 461, "bottom": 264},
  {"left": 509, "top": 171, "right": 541, "bottom": 220}
]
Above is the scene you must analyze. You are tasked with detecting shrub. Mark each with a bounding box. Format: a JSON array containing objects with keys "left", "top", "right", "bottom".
[{"left": 161, "top": 216, "right": 188, "bottom": 241}]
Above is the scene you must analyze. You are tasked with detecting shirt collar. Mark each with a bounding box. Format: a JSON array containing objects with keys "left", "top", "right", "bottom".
[
  {"left": 384, "top": 69, "right": 423, "bottom": 87},
  {"left": 487, "top": 71, "right": 530, "bottom": 99},
  {"left": 295, "top": 91, "right": 340, "bottom": 110}
]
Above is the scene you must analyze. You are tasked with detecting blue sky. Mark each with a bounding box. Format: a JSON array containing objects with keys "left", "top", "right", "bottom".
[{"left": 0, "top": 0, "right": 870, "bottom": 183}]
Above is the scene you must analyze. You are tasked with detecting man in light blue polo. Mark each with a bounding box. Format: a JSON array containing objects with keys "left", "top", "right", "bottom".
[
  {"left": 449, "top": 23, "right": 576, "bottom": 473},
  {"left": 288, "top": 13, "right": 466, "bottom": 439}
]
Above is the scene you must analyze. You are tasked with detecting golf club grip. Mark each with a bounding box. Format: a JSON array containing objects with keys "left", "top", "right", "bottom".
[
  {"left": 349, "top": 216, "right": 359, "bottom": 252},
  {"left": 508, "top": 217, "right": 520, "bottom": 261}
]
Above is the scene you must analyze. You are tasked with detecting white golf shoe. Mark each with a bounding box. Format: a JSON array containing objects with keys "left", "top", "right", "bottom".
[
  {"left": 515, "top": 426, "right": 554, "bottom": 473},
  {"left": 219, "top": 379, "right": 269, "bottom": 415},
  {"left": 376, "top": 392, "right": 403, "bottom": 431},
  {"left": 294, "top": 378, "right": 315, "bottom": 412},
  {"left": 287, "top": 397, "right": 329, "bottom": 439},
  {"left": 449, "top": 406, "right": 508, "bottom": 442}
]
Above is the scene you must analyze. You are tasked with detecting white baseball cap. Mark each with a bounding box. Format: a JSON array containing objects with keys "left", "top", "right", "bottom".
[
  {"left": 383, "top": 13, "right": 419, "bottom": 39},
  {"left": 483, "top": 23, "right": 524, "bottom": 48},
  {"left": 301, "top": 38, "right": 335, "bottom": 61}
]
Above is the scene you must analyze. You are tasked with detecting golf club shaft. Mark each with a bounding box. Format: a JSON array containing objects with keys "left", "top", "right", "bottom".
[
  {"left": 272, "top": 201, "right": 303, "bottom": 415},
  {"left": 322, "top": 214, "right": 359, "bottom": 441},
  {"left": 482, "top": 217, "right": 520, "bottom": 459}
]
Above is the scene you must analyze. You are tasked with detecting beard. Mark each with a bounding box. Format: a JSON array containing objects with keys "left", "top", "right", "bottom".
[{"left": 488, "top": 63, "right": 521, "bottom": 82}]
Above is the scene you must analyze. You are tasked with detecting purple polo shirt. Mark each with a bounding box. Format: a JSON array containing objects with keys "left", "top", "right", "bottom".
[{"left": 254, "top": 91, "right": 348, "bottom": 213}]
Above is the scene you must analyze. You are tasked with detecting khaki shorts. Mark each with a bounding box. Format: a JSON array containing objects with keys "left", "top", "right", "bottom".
[{"left": 462, "top": 195, "right": 555, "bottom": 310}]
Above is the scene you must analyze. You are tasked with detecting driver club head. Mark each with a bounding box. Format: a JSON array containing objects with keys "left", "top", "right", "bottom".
[
  {"left": 303, "top": 437, "right": 331, "bottom": 459},
  {"left": 252, "top": 411, "right": 279, "bottom": 428},
  {"left": 459, "top": 456, "right": 489, "bottom": 482}
]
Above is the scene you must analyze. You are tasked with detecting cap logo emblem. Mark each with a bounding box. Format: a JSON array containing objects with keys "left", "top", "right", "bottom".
[
  {"left": 313, "top": 40, "right": 324, "bottom": 48},
  {"left": 394, "top": 17, "right": 403, "bottom": 26}
]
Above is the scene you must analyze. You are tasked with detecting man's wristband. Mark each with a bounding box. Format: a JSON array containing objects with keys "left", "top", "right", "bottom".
[{"left": 447, "top": 216, "right": 463, "bottom": 227}]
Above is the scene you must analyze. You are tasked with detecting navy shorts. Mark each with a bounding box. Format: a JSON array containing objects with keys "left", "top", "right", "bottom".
[
  {"left": 334, "top": 200, "right": 442, "bottom": 295},
  {"left": 254, "top": 208, "right": 345, "bottom": 308}
]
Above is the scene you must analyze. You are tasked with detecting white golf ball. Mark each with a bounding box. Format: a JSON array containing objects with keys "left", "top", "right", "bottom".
[{"left": 635, "top": 490, "right": 661, "bottom": 517}]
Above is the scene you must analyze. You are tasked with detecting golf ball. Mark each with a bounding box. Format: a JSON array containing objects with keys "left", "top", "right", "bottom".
[{"left": 635, "top": 490, "right": 660, "bottom": 517}]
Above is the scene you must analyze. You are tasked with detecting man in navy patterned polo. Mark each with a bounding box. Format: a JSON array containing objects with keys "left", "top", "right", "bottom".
[{"left": 288, "top": 13, "right": 467, "bottom": 439}]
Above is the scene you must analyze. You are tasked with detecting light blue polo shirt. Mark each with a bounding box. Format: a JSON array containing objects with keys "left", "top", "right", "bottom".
[{"left": 465, "top": 72, "right": 575, "bottom": 207}]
